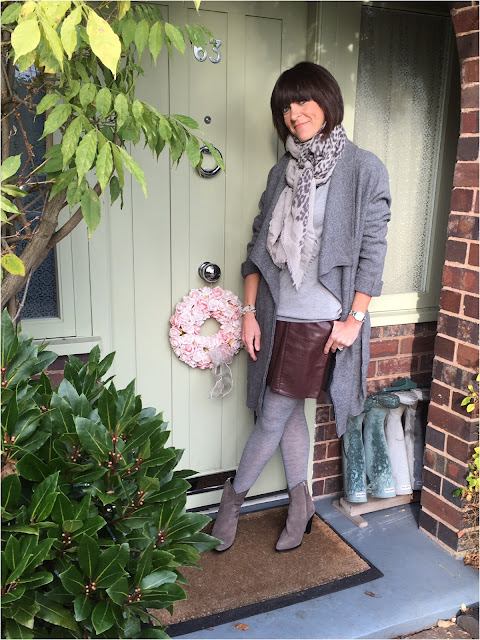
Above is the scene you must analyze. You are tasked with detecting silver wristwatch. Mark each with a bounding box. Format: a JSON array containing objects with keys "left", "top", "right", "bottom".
[{"left": 349, "top": 309, "right": 366, "bottom": 323}]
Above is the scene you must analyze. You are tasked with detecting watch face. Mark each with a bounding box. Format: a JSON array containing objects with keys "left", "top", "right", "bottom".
[{"left": 350, "top": 310, "right": 365, "bottom": 322}]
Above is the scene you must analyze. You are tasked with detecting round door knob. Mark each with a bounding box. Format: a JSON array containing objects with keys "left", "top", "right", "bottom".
[{"left": 198, "top": 262, "right": 221, "bottom": 283}]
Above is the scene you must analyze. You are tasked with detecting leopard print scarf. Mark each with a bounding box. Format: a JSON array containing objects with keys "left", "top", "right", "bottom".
[{"left": 267, "top": 124, "right": 347, "bottom": 290}]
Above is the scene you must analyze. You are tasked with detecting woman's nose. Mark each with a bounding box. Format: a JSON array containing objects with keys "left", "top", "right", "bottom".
[{"left": 289, "top": 103, "right": 301, "bottom": 119}]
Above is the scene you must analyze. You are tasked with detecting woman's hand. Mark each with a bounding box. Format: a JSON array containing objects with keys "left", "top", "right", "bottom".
[
  {"left": 324, "top": 316, "right": 362, "bottom": 354},
  {"left": 242, "top": 313, "right": 261, "bottom": 361}
]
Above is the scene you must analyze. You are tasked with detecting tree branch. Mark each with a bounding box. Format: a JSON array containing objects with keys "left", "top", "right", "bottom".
[{"left": 48, "top": 183, "right": 101, "bottom": 248}]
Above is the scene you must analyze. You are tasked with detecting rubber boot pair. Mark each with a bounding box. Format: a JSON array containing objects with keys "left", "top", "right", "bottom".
[{"left": 212, "top": 479, "right": 315, "bottom": 553}]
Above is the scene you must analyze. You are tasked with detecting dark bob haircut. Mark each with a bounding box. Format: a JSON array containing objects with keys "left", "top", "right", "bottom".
[{"left": 270, "top": 62, "right": 344, "bottom": 143}]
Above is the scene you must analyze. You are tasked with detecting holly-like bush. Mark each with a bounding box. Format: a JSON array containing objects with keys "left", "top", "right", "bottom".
[{"left": 1, "top": 310, "right": 219, "bottom": 638}]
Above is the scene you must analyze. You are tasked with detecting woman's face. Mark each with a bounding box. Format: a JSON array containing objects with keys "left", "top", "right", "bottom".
[{"left": 282, "top": 100, "right": 325, "bottom": 142}]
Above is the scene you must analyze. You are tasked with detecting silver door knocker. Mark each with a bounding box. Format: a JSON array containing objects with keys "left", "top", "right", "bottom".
[
  {"left": 193, "top": 39, "right": 222, "bottom": 64},
  {"left": 198, "top": 145, "right": 223, "bottom": 178}
]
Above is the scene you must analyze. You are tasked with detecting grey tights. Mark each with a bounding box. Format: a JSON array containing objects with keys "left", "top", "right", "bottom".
[{"left": 232, "top": 386, "right": 310, "bottom": 494}]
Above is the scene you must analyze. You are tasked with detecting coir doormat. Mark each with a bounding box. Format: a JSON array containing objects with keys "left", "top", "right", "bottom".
[{"left": 151, "top": 505, "right": 383, "bottom": 636}]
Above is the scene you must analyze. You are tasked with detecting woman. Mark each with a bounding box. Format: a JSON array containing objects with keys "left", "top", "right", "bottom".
[{"left": 212, "top": 62, "right": 391, "bottom": 553}]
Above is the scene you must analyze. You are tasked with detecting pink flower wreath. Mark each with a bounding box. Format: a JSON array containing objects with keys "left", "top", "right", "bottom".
[{"left": 169, "top": 287, "right": 243, "bottom": 369}]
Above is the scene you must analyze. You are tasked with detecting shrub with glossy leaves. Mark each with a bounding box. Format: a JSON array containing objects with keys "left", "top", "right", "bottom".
[{"left": 1, "top": 310, "right": 219, "bottom": 638}]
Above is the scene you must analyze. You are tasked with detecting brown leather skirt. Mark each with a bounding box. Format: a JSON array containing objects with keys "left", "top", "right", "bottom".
[{"left": 266, "top": 320, "right": 334, "bottom": 400}]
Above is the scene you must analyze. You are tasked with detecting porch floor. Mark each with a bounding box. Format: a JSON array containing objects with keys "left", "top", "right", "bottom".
[{"left": 177, "top": 498, "right": 478, "bottom": 639}]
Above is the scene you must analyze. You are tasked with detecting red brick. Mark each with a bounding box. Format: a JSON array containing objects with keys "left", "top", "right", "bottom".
[
  {"left": 376, "top": 356, "right": 419, "bottom": 376},
  {"left": 446, "top": 435, "right": 473, "bottom": 463},
  {"left": 452, "top": 390, "right": 480, "bottom": 431},
  {"left": 457, "top": 32, "right": 480, "bottom": 61},
  {"left": 419, "top": 509, "right": 439, "bottom": 537},
  {"left": 433, "top": 335, "right": 456, "bottom": 362},
  {"left": 382, "top": 324, "right": 415, "bottom": 337},
  {"left": 457, "top": 136, "right": 479, "bottom": 161},
  {"left": 453, "top": 5, "right": 480, "bottom": 33},
  {"left": 457, "top": 342, "right": 480, "bottom": 369},
  {"left": 429, "top": 403, "right": 472, "bottom": 440},
  {"left": 312, "top": 478, "right": 325, "bottom": 497},
  {"left": 370, "top": 339, "right": 399, "bottom": 357},
  {"left": 370, "top": 326, "right": 382, "bottom": 338},
  {"left": 314, "top": 443, "right": 327, "bottom": 461},
  {"left": 463, "top": 293, "right": 479, "bottom": 318},
  {"left": 316, "top": 404, "right": 331, "bottom": 424},
  {"left": 461, "top": 111, "right": 479, "bottom": 135},
  {"left": 411, "top": 371, "right": 434, "bottom": 387},
  {"left": 445, "top": 238, "right": 468, "bottom": 263},
  {"left": 442, "top": 264, "right": 479, "bottom": 293},
  {"left": 399, "top": 334, "right": 436, "bottom": 354},
  {"left": 425, "top": 425, "right": 446, "bottom": 451},
  {"left": 421, "top": 489, "right": 465, "bottom": 530},
  {"left": 448, "top": 214, "right": 479, "bottom": 239},
  {"left": 445, "top": 459, "right": 469, "bottom": 484},
  {"left": 451, "top": 2, "right": 477, "bottom": 9},
  {"left": 433, "top": 359, "right": 479, "bottom": 394},
  {"left": 474, "top": 191, "right": 479, "bottom": 213},
  {"left": 430, "top": 381, "right": 451, "bottom": 406},
  {"left": 451, "top": 188, "right": 475, "bottom": 211},
  {"left": 313, "top": 459, "right": 342, "bottom": 478},
  {"left": 463, "top": 58, "right": 480, "bottom": 83},
  {"left": 454, "top": 161, "right": 479, "bottom": 186},
  {"left": 468, "top": 241, "right": 479, "bottom": 266},
  {"left": 367, "top": 361, "right": 376, "bottom": 377},
  {"left": 420, "top": 353, "right": 435, "bottom": 371},
  {"left": 315, "top": 422, "right": 337, "bottom": 441},
  {"left": 324, "top": 475, "right": 343, "bottom": 495},
  {"left": 440, "top": 289, "right": 462, "bottom": 314},
  {"left": 423, "top": 468, "right": 442, "bottom": 494},
  {"left": 437, "top": 312, "right": 479, "bottom": 343},
  {"left": 327, "top": 439, "right": 341, "bottom": 459},
  {"left": 424, "top": 448, "right": 447, "bottom": 475},
  {"left": 423, "top": 321, "right": 438, "bottom": 335}
]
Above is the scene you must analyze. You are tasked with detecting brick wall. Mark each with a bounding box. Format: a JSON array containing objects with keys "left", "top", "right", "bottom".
[
  {"left": 313, "top": 321, "right": 436, "bottom": 497},
  {"left": 418, "top": 1, "right": 479, "bottom": 554}
]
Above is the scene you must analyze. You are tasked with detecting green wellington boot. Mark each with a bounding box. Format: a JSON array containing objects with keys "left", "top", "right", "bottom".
[
  {"left": 363, "top": 392, "right": 399, "bottom": 499},
  {"left": 342, "top": 412, "right": 368, "bottom": 502},
  {"left": 211, "top": 478, "right": 248, "bottom": 552},
  {"left": 276, "top": 481, "right": 316, "bottom": 552}
]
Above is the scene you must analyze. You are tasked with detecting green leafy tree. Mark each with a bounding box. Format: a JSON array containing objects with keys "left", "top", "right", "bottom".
[
  {"left": 1, "top": 309, "right": 220, "bottom": 638},
  {"left": 1, "top": 0, "right": 223, "bottom": 317}
]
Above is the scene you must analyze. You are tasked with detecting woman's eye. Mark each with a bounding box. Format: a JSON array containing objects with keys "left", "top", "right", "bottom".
[
  {"left": 282, "top": 106, "right": 290, "bottom": 114},
  {"left": 299, "top": 100, "right": 306, "bottom": 105}
]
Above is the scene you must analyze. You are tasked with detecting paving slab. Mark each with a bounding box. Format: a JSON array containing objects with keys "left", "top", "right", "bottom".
[{"left": 175, "top": 499, "right": 479, "bottom": 640}]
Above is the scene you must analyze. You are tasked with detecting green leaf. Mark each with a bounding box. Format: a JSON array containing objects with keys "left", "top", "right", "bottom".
[
  {"left": 1, "top": 3, "right": 22, "bottom": 25},
  {"left": 96, "top": 143, "right": 113, "bottom": 194},
  {"left": 93, "top": 543, "right": 129, "bottom": 588},
  {"left": 203, "top": 140, "right": 225, "bottom": 171},
  {"left": 119, "top": 146, "right": 147, "bottom": 196},
  {"left": 174, "top": 114, "right": 199, "bottom": 129},
  {"left": 1, "top": 184, "right": 26, "bottom": 198},
  {"left": 164, "top": 22, "right": 185, "bottom": 53},
  {"left": 24, "top": 537, "right": 55, "bottom": 572},
  {"left": 28, "top": 472, "right": 59, "bottom": 523},
  {"left": 78, "top": 534, "right": 99, "bottom": 578},
  {"left": 186, "top": 135, "right": 201, "bottom": 168},
  {"left": 40, "top": 18, "right": 64, "bottom": 71},
  {"left": 73, "top": 594, "right": 92, "bottom": 622},
  {"left": 111, "top": 143, "right": 125, "bottom": 188},
  {"left": 114, "top": 93, "right": 129, "bottom": 129},
  {"left": 75, "top": 415, "right": 111, "bottom": 459},
  {"left": 62, "top": 117, "right": 83, "bottom": 168},
  {"left": 49, "top": 167, "right": 76, "bottom": 200},
  {"left": 106, "top": 576, "right": 128, "bottom": 605},
  {"left": 36, "top": 94, "right": 61, "bottom": 116},
  {"left": 140, "top": 570, "right": 176, "bottom": 591},
  {"left": 5, "top": 619, "right": 34, "bottom": 639},
  {"left": 96, "top": 87, "right": 112, "bottom": 118},
  {"left": 121, "top": 16, "right": 136, "bottom": 48},
  {"left": 12, "top": 18, "right": 40, "bottom": 62},
  {"left": 86, "top": 9, "right": 121, "bottom": 78},
  {"left": 118, "top": 1, "right": 130, "bottom": 20},
  {"left": 61, "top": 6, "right": 81, "bottom": 59},
  {"left": 2, "top": 591, "right": 39, "bottom": 628},
  {"left": 18, "top": 570, "right": 53, "bottom": 588},
  {"left": 139, "top": 629, "right": 171, "bottom": 639},
  {"left": 1, "top": 154, "right": 22, "bottom": 182},
  {"left": 67, "top": 178, "right": 86, "bottom": 208},
  {"left": 109, "top": 175, "right": 121, "bottom": 205},
  {"left": 15, "top": 453, "right": 49, "bottom": 481},
  {"left": 134, "top": 541, "right": 154, "bottom": 585},
  {"left": 91, "top": 599, "right": 116, "bottom": 634},
  {"left": 4, "top": 535, "right": 21, "bottom": 571},
  {"left": 59, "top": 565, "right": 85, "bottom": 595},
  {"left": 148, "top": 21, "right": 163, "bottom": 62},
  {"left": 1, "top": 196, "right": 21, "bottom": 217},
  {"left": 42, "top": 103, "right": 72, "bottom": 138},
  {"left": 6, "top": 552, "right": 33, "bottom": 584},
  {"left": 76, "top": 130, "right": 97, "bottom": 183},
  {"left": 134, "top": 19, "right": 149, "bottom": 58},
  {"left": 467, "top": 403, "right": 475, "bottom": 412},
  {"left": 62, "top": 519, "right": 83, "bottom": 532},
  {"left": 79, "top": 82, "right": 97, "bottom": 109},
  {"left": 72, "top": 515, "right": 106, "bottom": 539},
  {"left": 37, "top": 594, "right": 79, "bottom": 632}
]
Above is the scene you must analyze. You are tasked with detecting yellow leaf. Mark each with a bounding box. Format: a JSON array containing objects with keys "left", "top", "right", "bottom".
[
  {"left": 61, "top": 6, "right": 82, "bottom": 59},
  {"left": 41, "top": 18, "right": 64, "bottom": 71},
  {"left": 1, "top": 254, "right": 25, "bottom": 276},
  {"left": 86, "top": 9, "right": 121, "bottom": 78},
  {"left": 18, "top": 1, "right": 37, "bottom": 21},
  {"left": 118, "top": 1, "right": 130, "bottom": 20},
  {"left": 12, "top": 18, "right": 40, "bottom": 62},
  {"left": 194, "top": 0, "right": 201, "bottom": 10}
]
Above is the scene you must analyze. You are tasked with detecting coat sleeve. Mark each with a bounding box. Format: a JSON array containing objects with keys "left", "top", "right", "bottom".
[{"left": 354, "top": 154, "right": 392, "bottom": 298}]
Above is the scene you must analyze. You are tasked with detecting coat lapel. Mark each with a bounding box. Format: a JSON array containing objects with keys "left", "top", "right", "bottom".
[{"left": 318, "top": 140, "right": 357, "bottom": 276}]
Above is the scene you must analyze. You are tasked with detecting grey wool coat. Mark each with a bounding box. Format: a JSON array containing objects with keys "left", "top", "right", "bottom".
[{"left": 241, "top": 139, "right": 392, "bottom": 437}]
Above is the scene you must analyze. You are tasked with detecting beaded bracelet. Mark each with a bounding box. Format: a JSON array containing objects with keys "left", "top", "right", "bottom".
[{"left": 241, "top": 305, "right": 256, "bottom": 315}]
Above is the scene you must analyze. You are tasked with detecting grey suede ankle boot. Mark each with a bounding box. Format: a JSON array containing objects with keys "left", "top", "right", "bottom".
[
  {"left": 276, "top": 481, "right": 316, "bottom": 552},
  {"left": 211, "top": 478, "right": 248, "bottom": 552}
]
